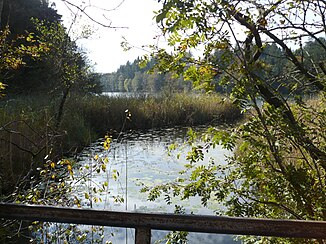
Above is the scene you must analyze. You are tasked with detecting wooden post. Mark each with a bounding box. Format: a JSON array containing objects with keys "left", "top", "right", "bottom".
[{"left": 135, "top": 227, "right": 151, "bottom": 244}]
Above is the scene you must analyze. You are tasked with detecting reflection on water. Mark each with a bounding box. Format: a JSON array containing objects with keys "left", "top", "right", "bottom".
[
  {"left": 102, "top": 92, "right": 151, "bottom": 98},
  {"left": 76, "top": 127, "right": 239, "bottom": 243}
]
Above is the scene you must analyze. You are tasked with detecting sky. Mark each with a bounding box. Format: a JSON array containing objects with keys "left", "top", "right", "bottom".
[{"left": 51, "top": 0, "right": 162, "bottom": 73}]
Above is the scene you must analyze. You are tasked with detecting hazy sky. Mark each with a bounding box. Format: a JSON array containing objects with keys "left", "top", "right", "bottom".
[{"left": 51, "top": 0, "right": 162, "bottom": 73}]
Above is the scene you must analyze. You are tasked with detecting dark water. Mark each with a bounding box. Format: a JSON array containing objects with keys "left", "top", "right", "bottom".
[{"left": 74, "top": 127, "right": 239, "bottom": 243}]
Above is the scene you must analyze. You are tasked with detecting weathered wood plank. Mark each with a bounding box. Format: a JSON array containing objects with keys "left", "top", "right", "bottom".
[
  {"left": 135, "top": 227, "right": 151, "bottom": 244},
  {"left": 0, "top": 203, "right": 325, "bottom": 239}
]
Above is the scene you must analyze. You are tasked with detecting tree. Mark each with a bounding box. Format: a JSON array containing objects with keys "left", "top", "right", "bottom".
[
  {"left": 300, "top": 37, "right": 326, "bottom": 74},
  {"left": 0, "top": 0, "right": 62, "bottom": 94},
  {"left": 1, "top": 0, "right": 62, "bottom": 94},
  {"left": 144, "top": 0, "right": 326, "bottom": 242},
  {"left": 146, "top": 72, "right": 162, "bottom": 93},
  {"left": 0, "top": 26, "right": 45, "bottom": 96},
  {"left": 30, "top": 18, "right": 100, "bottom": 128},
  {"left": 0, "top": 0, "right": 60, "bottom": 33},
  {"left": 100, "top": 56, "right": 194, "bottom": 93},
  {"left": 131, "top": 71, "right": 143, "bottom": 92},
  {"left": 124, "top": 78, "right": 132, "bottom": 92}
]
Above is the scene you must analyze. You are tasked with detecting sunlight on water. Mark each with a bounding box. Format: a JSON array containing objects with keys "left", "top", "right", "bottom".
[{"left": 74, "top": 127, "right": 239, "bottom": 243}]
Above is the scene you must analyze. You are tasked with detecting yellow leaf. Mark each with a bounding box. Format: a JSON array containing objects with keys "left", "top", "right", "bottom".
[
  {"left": 101, "top": 164, "right": 106, "bottom": 172},
  {"left": 67, "top": 164, "right": 73, "bottom": 175}
]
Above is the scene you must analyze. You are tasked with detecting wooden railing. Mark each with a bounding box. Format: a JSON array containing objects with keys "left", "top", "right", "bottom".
[{"left": 0, "top": 203, "right": 325, "bottom": 243}]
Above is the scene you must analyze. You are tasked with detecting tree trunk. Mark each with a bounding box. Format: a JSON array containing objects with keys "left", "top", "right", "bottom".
[
  {"left": 0, "top": 0, "right": 4, "bottom": 28},
  {"left": 55, "top": 84, "right": 72, "bottom": 130}
]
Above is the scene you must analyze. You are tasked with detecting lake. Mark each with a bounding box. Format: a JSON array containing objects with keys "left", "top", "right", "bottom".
[
  {"left": 102, "top": 92, "right": 151, "bottom": 98},
  {"left": 73, "top": 127, "right": 239, "bottom": 243}
]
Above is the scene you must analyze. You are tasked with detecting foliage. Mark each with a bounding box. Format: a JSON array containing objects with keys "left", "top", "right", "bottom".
[
  {"left": 0, "top": 131, "right": 118, "bottom": 243},
  {"left": 0, "top": 0, "right": 101, "bottom": 96},
  {"left": 0, "top": 0, "right": 114, "bottom": 243},
  {"left": 30, "top": 18, "right": 102, "bottom": 129},
  {"left": 31, "top": 18, "right": 85, "bottom": 89},
  {"left": 105, "top": 37, "right": 325, "bottom": 96},
  {"left": 0, "top": 25, "right": 45, "bottom": 96},
  {"left": 0, "top": 0, "right": 63, "bottom": 94},
  {"left": 0, "top": 0, "right": 102, "bottom": 195},
  {"left": 0, "top": 0, "right": 61, "bottom": 34},
  {"left": 0, "top": 3, "right": 106, "bottom": 242},
  {"left": 143, "top": 0, "right": 326, "bottom": 243}
]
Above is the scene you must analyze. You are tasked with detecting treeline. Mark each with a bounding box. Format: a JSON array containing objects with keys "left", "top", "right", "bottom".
[
  {"left": 100, "top": 58, "right": 192, "bottom": 93},
  {"left": 258, "top": 39, "right": 326, "bottom": 94},
  {"left": 101, "top": 38, "right": 326, "bottom": 94}
]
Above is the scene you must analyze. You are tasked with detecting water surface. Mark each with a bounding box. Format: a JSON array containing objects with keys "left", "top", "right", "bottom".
[{"left": 75, "top": 127, "right": 238, "bottom": 243}]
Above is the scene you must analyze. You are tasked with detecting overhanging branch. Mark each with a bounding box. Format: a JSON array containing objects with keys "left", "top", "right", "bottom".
[{"left": 61, "top": 0, "right": 128, "bottom": 29}]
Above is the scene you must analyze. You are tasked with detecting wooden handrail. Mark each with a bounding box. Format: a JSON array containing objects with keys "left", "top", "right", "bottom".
[{"left": 0, "top": 203, "right": 325, "bottom": 243}]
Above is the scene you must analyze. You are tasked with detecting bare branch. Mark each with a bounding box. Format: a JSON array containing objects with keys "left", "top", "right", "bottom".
[
  {"left": 85, "top": 0, "right": 126, "bottom": 12},
  {"left": 61, "top": 0, "right": 128, "bottom": 29},
  {"left": 262, "top": 29, "right": 325, "bottom": 91},
  {"left": 249, "top": 197, "right": 303, "bottom": 220}
]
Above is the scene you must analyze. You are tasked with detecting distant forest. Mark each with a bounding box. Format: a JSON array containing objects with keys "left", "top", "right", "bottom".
[
  {"left": 100, "top": 38, "right": 326, "bottom": 94},
  {"left": 100, "top": 58, "right": 192, "bottom": 93}
]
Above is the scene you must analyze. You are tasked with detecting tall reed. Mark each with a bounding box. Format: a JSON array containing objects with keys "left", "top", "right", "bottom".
[{"left": 68, "top": 92, "right": 241, "bottom": 135}]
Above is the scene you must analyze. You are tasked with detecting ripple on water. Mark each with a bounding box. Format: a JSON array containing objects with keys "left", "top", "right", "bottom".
[{"left": 75, "top": 127, "right": 239, "bottom": 243}]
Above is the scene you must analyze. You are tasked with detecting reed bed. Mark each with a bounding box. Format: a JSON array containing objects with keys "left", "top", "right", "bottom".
[{"left": 69, "top": 93, "right": 242, "bottom": 134}]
